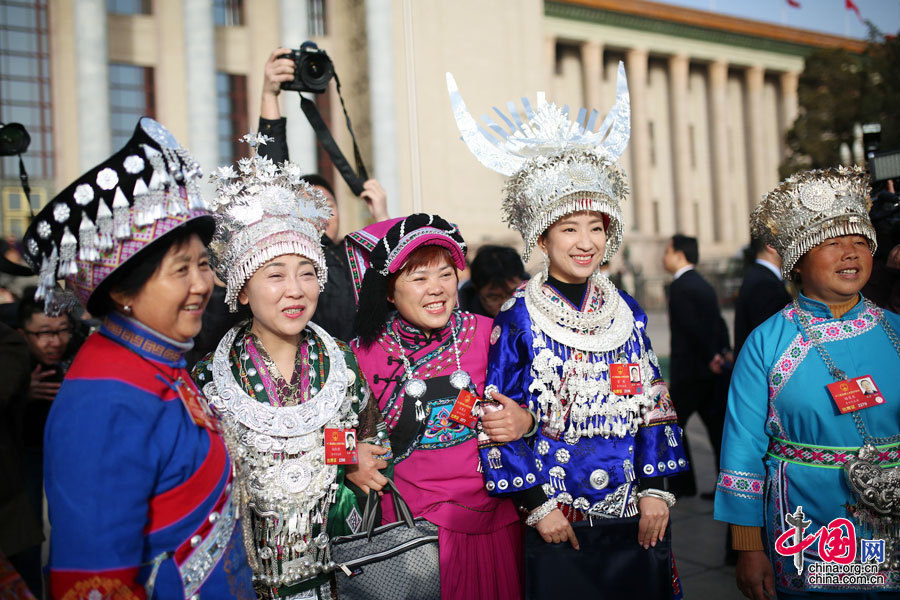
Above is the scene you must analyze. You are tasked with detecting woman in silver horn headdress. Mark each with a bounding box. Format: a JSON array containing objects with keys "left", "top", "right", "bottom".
[
  {"left": 192, "top": 134, "right": 390, "bottom": 600},
  {"left": 714, "top": 166, "right": 900, "bottom": 599},
  {"left": 448, "top": 64, "right": 689, "bottom": 598}
]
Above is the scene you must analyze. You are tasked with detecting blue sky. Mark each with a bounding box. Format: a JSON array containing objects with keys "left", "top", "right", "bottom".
[{"left": 655, "top": 0, "right": 900, "bottom": 39}]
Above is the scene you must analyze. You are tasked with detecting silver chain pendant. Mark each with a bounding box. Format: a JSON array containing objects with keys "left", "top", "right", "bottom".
[
  {"left": 449, "top": 369, "right": 471, "bottom": 390},
  {"left": 405, "top": 377, "right": 427, "bottom": 399}
]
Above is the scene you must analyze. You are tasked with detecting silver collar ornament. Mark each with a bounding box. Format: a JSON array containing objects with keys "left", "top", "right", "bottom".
[
  {"left": 522, "top": 271, "right": 655, "bottom": 444},
  {"left": 447, "top": 63, "right": 631, "bottom": 262},
  {"left": 204, "top": 321, "right": 359, "bottom": 590}
]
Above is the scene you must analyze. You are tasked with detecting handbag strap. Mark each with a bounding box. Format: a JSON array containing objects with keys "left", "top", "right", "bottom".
[{"left": 360, "top": 478, "right": 416, "bottom": 539}]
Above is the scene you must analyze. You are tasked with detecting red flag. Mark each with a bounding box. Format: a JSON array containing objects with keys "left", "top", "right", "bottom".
[
  {"left": 786, "top": 0, "right": 801, "bottom": 7},
  {"left": 845, "top": 0, "right": 864, "bottom": 22}
]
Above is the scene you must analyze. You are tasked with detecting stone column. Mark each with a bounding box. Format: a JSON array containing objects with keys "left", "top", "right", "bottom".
[
  {"left": 745, "top": 65, "right": 766, "bottom": 214},
  {"left": 183, "top": 0, "right": 218, "bottom": 175},
  {"left": 779, "top": 71, "right": 799, "bottom": 158},
  {"left": 544, "top": 36, "right": 556, "bottom": 97},
  {"left": 668, "top": 54, "right": 691, "bottom": 234},
  {"left": 279, "top": 0, "right": 317, "bottom": 172},
  {"left": 626, "top": 47, "right": 651, "bottom": 235},
  {"left": 581, "top": 41, "right": 603, "bottom": 113},
  {"left": 708, "top": 60, "right": 730, "bottom": 243},
  {"left": 74, "top": 0, "right": 110, "bottom": 170},
  {"left": 366, "top": 0, "right": 401, "bottom": 217}
]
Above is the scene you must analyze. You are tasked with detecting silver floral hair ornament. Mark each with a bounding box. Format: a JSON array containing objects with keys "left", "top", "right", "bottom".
[
  {"left": 447, "top": 61, "right": 631, "bottom": 262},
  {"left": 209, "top": 133, "right": 331, "bottom": 312},
  {"left": 751, "top": 165, "right": 876, "bottom": 280}
]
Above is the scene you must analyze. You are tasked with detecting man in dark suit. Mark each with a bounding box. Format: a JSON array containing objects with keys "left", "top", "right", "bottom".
[
  {"left": 733, "top": 236, "right": 792, "bottom": 357},
  {"left": 663, "top": 234, "right": 730, "bottom": 498}
]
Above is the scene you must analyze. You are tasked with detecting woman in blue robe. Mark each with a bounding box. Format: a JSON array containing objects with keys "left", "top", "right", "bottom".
[{"left": 714, "top": 166, "right": 900, "bottom": 599}]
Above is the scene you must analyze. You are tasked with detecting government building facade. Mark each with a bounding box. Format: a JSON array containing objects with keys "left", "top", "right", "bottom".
[{"left": 0, "top": 0, "right": 865, "bottom": 305}]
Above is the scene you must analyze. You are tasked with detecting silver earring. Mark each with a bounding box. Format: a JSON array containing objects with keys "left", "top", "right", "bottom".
[
  {"left": 541, "top": 251, "right": 550, "bottom": 280},
  {"left": 123, "top": 305, "right": 132, "bottom": 314}
]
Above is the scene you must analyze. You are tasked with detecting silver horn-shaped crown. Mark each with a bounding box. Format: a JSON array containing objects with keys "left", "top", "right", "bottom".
[{"left": 447, "top": 62, "right": 632, "bottom": 262}]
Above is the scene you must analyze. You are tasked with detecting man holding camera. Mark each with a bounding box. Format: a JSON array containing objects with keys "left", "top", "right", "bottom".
[{"left": 258, "top": 47, "right": 389, "bottom": 341}]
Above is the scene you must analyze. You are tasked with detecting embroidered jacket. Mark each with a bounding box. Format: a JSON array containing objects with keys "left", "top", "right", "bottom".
[
  {"left": 714, "top": 294, "right": 900, "bottom": 593},
  {"left": 351, "top": 311, "right": 519, "bottom": 534},
  {"left": 482, "top": 277, "right": 688, "bottom": 518},
  {"left": 44, "top": 312, "right": 255, "bottom": 600}
]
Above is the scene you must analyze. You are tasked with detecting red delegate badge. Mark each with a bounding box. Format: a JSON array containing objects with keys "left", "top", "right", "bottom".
[
  {"left": 610, "top": 363, "right": 642, "bottom": 396},
  {"left": 449, "top": 390, "right": 480, "bottom": 429},
  {"left": 827, "top": 376, "right": 885, "bottom": 414},
  {"left": 325, "top": 428, "right": 359, "bottom": 464},
  {"left": 175, "top": 378, "right": 220, "bottom": 431}
]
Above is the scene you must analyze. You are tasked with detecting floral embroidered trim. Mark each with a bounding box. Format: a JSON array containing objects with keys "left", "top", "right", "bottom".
[
  {"left": 767, "top": 438, "right": 900, "bottom": 469},
  {"left": 716, "top": 468, "right": 764, "bottom": 499},
  {"left": 768, "top": 306, "right": 880, "bottom": 400}
]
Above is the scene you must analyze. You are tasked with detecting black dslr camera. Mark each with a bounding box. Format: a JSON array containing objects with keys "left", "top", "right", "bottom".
[
  {"left": 0, "top": 122, "right": 30, "bottom": 156},
  {"left": 279, "top": 42, "right": 334, "bottom": 94}
]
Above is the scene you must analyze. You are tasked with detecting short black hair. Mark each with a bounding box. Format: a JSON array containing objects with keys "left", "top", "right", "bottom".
[
  {"left": 89, "top": 219, "right": 212, "bottom": 317},
  {"left": 301, "top": 174, "right": 335, "bottom": 199},
  {"left": 470, "top": 245, "right": 528, "bottom": 291},
  {"left": 17, "top": 285, "right": 72, "bottom": 328},
  {"left": 671, "top": 234, "right": 699, "bottom": 265}
]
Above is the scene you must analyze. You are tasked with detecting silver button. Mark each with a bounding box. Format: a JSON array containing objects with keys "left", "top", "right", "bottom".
[
  {"left": 208, "top": 512, "right": 219, "bottom": 524},
  {"left": 589, "top": 469, "right": 609, "bottom": 490},
  {"left": 190, "top": 534, "right": 202, "bottom": 547}
]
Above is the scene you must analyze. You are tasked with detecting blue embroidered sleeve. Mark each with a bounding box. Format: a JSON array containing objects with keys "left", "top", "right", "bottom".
[
  {"left": 714, "top": 327, "right": 770, "bottom": 527},
  {"left": 478, "top": 298, "right": 543, "bottom": 497}
]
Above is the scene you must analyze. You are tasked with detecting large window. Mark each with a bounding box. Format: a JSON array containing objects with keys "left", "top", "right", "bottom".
[
  {"left": 109, "top": 63, "right": 155, "bottom": 149},
  {"left": 213, "top": 0, "right": 242, "bottom": 26},
  {"left": 216, "top": 72, "right": 248, "bottom": 166},
  {"left": 0, "top": 0, "right": 53, "bottom": 181},
  {"left": 107, "top": 0, "right": 151, "bottom": 15}
]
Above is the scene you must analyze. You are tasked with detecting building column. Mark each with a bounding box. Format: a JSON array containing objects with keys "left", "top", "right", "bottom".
[
  {"left": 779, "top": 71, "right": 799, "bottom": 158},
  {"left": 366, "top": 0, "right": 401, "bottom": 217},
  {"left": 626, "top": 47, "right": 652, "bottom": 235},
  {"left": 708, "top": 60, "right": 731, "bottom": 243},
  {"left": 745, "top": 65, "right": 766, "bottom": 214},
  {"left": 74, "top": 0, "right": 110, "bottom": 169},
  {"left": 668, "top": 54, "right": 691, "bottom": 235},
  {"left": 183, "top": 0, "right": 218, "bottom": 174},
  {"left": 544, "top": 36, "right": 556, "bottom": 97},
  {"left": 581, "top": 41, "right": 603, "bottom": 113},
  {"left": 279, "top": 0, "right": 317, "bottom": 173}
]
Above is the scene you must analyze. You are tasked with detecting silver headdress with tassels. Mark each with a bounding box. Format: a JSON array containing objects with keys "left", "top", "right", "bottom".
[
  {"left": 209, "top": 133, "right": 331, "bottom": 312},
  {"left": 751, "top": 165, "right": 876, "bottom": 280},
  {"left": 447, "top": 62, "right": 631, "bottom": 262}
]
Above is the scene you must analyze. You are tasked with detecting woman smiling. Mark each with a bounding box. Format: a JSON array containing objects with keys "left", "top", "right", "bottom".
[
  {"left": 192, "top": 138, "right": 387, "bottom": 600},
  {"left": 715, "top": 166, "right": 900, "bottom": 599},
  {"left": 28, "top": 118, "right": 255, "bottom": 599},
  {"left": 349, "top": 214, "right": 524, "bottom": 600}
]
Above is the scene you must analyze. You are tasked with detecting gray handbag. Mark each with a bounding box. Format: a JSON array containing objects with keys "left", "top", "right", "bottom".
[{"left": 331, "top": 479, "right": 440, "bottom": 600}]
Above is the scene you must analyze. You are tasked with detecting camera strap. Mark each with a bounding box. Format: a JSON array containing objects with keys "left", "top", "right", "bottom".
[{"left": 299, "top": 72, "right": 369, "bottom": 197}]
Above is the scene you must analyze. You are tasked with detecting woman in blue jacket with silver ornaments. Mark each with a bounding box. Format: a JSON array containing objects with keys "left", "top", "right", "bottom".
[{"left": 448, "top": 64, "right": 688, "bottom": 599}]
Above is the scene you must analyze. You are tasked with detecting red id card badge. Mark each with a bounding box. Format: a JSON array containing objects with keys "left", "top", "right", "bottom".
[
  {"left": 826, "top": 375, "right": 886, "bottom": 414},
  {"left": 449, "top": 389, "right": 480, "bottom": 429},
  {"left": 610, "top": 363, "right": 643, "bottom": 395},
  {"left": 175, "top": 378, "right": 220, "bottom": 432},
  {"left": 325, "top": 428, "right": 359, "bottom": 464}
]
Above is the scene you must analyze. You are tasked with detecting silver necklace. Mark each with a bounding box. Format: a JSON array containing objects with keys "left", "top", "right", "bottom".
[
  {"left": 388, "top": 314, "right": 471, "bottom": 422},
  {"left": 792, "top": 300, "right": 900, "bottom": 446}
]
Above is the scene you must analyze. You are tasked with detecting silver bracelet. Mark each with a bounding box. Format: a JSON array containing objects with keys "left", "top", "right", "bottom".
[
  {"left": 525, "top": 498, "right": 558, "bottom": 527},
  {"left": 636, "top": 488, "right": 676, "bottom": 508}
]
